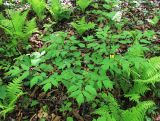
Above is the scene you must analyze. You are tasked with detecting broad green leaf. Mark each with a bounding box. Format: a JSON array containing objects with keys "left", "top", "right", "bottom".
[
  {"left": 19, "top": 71, "right": 29, "bottom": 80},
  {"left": 103, "top": 79, "right": 113, "bottom": 89},
  {"left": 77, "top": 0, "right": 92, "bottom": 11},
  {"left": 83, "top": 91, "right": 94, "bottom": 101},
  {"left": 76, "top": 93, "right": 84, "bottom": 105},
  {"left": 85, "top": 85, "right": 97, "bottom": 96},
  {"left": 67, "top": 117, "right": 74, "bottom": 121},
  {"left": 39, "top": 63, "right": 53, "bottom": 72},
  {"left": 43, "top": 83, "right": 52, "bottom": 92},
  {"left": 97, "top": 81, "right": 102, "bottom": 89},
  {"left": 0, "top": 0, "right": 2, "bottom": 5},
  {"left": 69, "top": 90, "right": 81, "bottom": 98},
  {"left": 21, "top": 64, "right": 29, "bottom": 71},
  {"left": 50, "top": 79, "right": 58, "bottom": 87},
  {"left": 96, "top": 117, "right": 106, "bottom": 121},
  {"left": 68, "top": 86, "right": 79, "bottom": 93},
  {"left": 30, "top": 76, "right": 39, "bottom": 88},
  {"left": 0, "top": 86, "right": 6, "bottom": 100},
  {"left": 7, "top": 66, "right": 21, "bottom": 76},
  {"left": 147, "top": 16, "right": 159, "bottom": 25}
]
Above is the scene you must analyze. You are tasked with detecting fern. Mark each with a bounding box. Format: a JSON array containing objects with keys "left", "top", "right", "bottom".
[
  {"left": 0, "top": 9, "right": 37, "bottom": 56},
  {"left": 0, "top": 9, "right": 37, "bottom": 39},
  {"left": 126, "top": 41, "right": 148, "bottom": 57},
  {"left": 0, "top": 78, "right": 23, "bottom": 118},
  {"left": 28, "top": 0, "right": 46, "bottom": 20},
  {"left": 77, "top": 0, "right": 93, "bottom": 12},
  {"left": 7, "top": 79, "right": 23, "bottom": 102},
  {"left": 135, "top": 57, "right": 160, "bottom": 84},
  {"left": 148, "top": 57, "right": 160, "bottom": 70},
  {"left": 122, "top": 101, "right": 155, "bottom": 121},
  {"left": 136, "top": 73, "right": 160, "bottom": 84},
  {"left": 71, "top": 17, "right": 95, "bottom": 35},
  {"left": 46, "top": 0, "right": 72, "bottom": 21},
  {"left": 126, "top": 57, "right": 160, "bottom": 102},
  {"left": 0, "top": 0, "right": 2, "bottom": 5},
  {"left": 93, "top": 93, "right": 120, "bottom": 121},
  {"left": 125, "top": 82, "right": 150, "bottom": 102},
  {"left": 93, "top": 93, "right": 154, "bottom": 121},
  {"left": 0, "top": 10, "right": 27, "bottom": 36}
]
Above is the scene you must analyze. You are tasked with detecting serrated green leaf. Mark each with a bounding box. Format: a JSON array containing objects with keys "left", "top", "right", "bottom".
[
  {"left": 30, "top": 76, "right": 39, "bottom": 88},
  {"left": 77, "top": 0, "right": 92, "bottom": 11},
  {"left": 97, "top": 81, "right": 102, "bottom": 89},
  {"left": 82, "top": 91, "right": 94, "bottom": 101},
  {"left": 103, "top": 79, "right": 113, "bottom": 89},
  {"left": 43, "top": 83, "right": 52, "bottom": 92},
  {"left": 85, "top": 85, "right": 97, "bottom": 96},
  {"left": 76, "top": 93, "right": 84, "bottom": 105},
  {"left": 68, "top": 86, "right": 79, "bottom": 93},
  {"left": 0, "top": 86, "right": 6, "bottom": 100},
  {"left": 69, "top": 90, "right": 81, "bottom": 98},
  {"left": 39, "top": 63, "right": 53, "bottom": 72},
  {"left": 21, "top": 64, "right": 29, "bottom": 70},
  {"left": 67, "top": 117, "right": 74, "bottom": 121},
  {"left": 19, "top": 71, "right": 29, "bottom": 80},
  {"left": 50, "top": 79, "right": 58, "bottom": 87}
]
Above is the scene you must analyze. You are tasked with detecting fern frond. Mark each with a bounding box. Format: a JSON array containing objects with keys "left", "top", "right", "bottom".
[
  {"left": 7, "top": 10, "right": 28, "bottom": 34},
  {"left": 122, "top": 101, "right": 155, "bottom": 121},
  {"left": 149, "top": 57, "right": 160, "bottom": 70},
  {"left": 0, "top": 106, "right": 14, "bottom": 119},
  {"left": 126, "top": 42, "right": 148, "bottom": 57},
  {"left": 0, "top": 78, "right": 23, "bottom": 118},
  {"left": 101, "top": 93, "right": 121, "bottom": 120},
  {"left": 93, "top": 105, "right": 116, "bottom": 121},
  {"left": 139, "top": 57, "right": 160, "bottom": 79},
  {"left": 0, "top": 10, "right": 28, "bottom": 37},
  {"left": 28, "top": 0, "right": 46, "bottom": 20},
  {"left": 125, "top": 82, "right": 150, "bottom": 102},
  {"left": 24, "top": 17, "right": 37, "bottom": 37},
  {"left": 135, "top": 73, "right": 160, "bottom": 84},
  {"left": 7, "top": 78, "right": 23, "bottom": 102}
]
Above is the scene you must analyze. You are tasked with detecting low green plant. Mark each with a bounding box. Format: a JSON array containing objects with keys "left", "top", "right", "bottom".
[
  {"left": 147, "top": 16, "right": 159, "bottom": 26},
  {"left": 0, "top": 78, "right": 24, "bottom": 118},
  {"left": 0, "top": 9, "right": 37, "bottom": 56},
  {"left": 93, "top": 93, "right": 155, "bottom": 121},
  {"left": 0, "top": 10, "right": 37, "bottom": 39},
  {"left": 71, "top": 17, "right": 95, "bottom": 35},
  {"left": 1, "top": 1, "right": 160, "bottom": 120},
  {"left": 77, "top": 0, "right": 93, "bottom": 12},
  {"left": 0, "top": 0, "right": 2, "bottom": 5},
  {"left": 28, "top": 0, "right": 46, "bottom": 20},
  {"left": 60, "top": 101, "right": 72, "bottom": 112},
  {"left": 46, "top": 0, "right": 72, "bottom": 21}
]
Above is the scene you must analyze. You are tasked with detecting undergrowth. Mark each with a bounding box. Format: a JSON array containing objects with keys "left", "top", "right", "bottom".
[{"left": 0, "top": 0, "right": 160, "bottom": 120}]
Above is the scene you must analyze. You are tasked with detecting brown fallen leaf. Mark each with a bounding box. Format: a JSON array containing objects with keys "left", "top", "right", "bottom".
[
  {"left": 38, "top": 92, "right": 46, "bottom": 99},
  {"left": 72, "top": 109, "right": 84, "bottom": 121},
  {"left": 52, "top": 116, "right": 61, "bottom": 121},
  {"left": 30, "top": 86, "right": 39, "bottom": 98},
  {"left": 38, "top": 109, "right": 48, "bottom": 119},
  {"left": 51, "top": 113, "right": 61, "bottom": 121},
  {"left": 17, "top": 110, "right": 22, "bottom": 121}
]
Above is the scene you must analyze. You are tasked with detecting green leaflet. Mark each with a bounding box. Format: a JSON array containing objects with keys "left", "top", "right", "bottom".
[
  {"left": 0, "top": 79, "right": 24, "bottom": 118},
  {"left": 71, "top": 17, "right": 95, "bottom": 35},
  {"left": 77, "top": 0, "right": 93, "bottom": 11},
  {"left": 28, "top": 0, "right": 46, "bottom": 20},
  {"left": 46, "top": 0, "right": 72, "bottom": 21}
]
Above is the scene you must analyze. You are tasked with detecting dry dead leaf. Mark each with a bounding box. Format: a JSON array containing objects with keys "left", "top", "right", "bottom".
[{"left": 51, "top": 113, "right": 61, "bottom": 121}]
